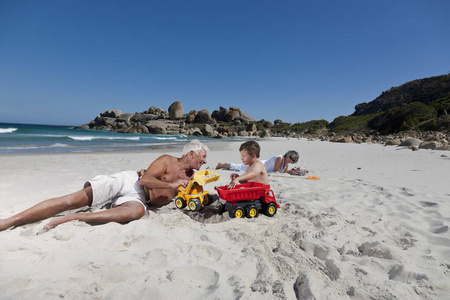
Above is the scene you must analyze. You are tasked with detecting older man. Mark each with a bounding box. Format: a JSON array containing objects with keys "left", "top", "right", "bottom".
[{"left": 0, "top": 140, "right": 209, "bottom": 231}]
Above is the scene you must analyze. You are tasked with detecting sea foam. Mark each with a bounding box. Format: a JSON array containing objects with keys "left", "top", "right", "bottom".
[
  {"left": 0, "top": 128, "right": 18, "bottom": 134},
  {"left": 68, "top": 136, "right": 140, "bottom": 141}
]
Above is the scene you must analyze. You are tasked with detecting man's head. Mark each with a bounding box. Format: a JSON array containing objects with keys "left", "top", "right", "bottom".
[
  {"left": 182, "top": 139, "right": 209, "bottom": 156},
  {"left": 183, "top": 140, "right": 209, "bottom": 170}
]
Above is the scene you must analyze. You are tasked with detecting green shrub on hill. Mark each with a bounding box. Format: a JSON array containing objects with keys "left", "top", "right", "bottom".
[
  {"left": 291, "top": 119, "right": 329, "bottom": 133},
  {"left": 368, "top": 102, "right": 437, "bottom": 134},
  {"left": 429, "top": 95, "right": 450, "bottom": 116},
  {"left": 327, "top": 113, "right": 380, "bottom": 134},
  {"left": 272, "top": 119, "right": 329, "bottom": 134},
  {"left": 327, "top": 95, "right": 449, "bottom": 135}
]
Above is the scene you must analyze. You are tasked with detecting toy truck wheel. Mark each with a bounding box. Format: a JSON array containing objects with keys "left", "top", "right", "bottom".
[
  {"left": 188, "top": 198, "right": 202, "bottom": 211},
  {"left": 202, "top": 193, "right": 212, "bottom": 206},
  {"left": 230, "top": 207, "right": 245, "bottom": 218},
  {"left": 218, "top": 203, "right": 225, "bottom": 215},
  {"left": 264, "top": 203, "right": 277, "bottom": 217},
  {"left": 246, "top": 205, "right": 259, "bottom": 218},
  {"left": 175, "top": 197, "right": 186, "bottom": 209}
]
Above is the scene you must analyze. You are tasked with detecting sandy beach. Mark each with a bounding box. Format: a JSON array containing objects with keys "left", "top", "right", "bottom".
[{"left": 0, "top": 138, "right": 449, "bottom": 299}]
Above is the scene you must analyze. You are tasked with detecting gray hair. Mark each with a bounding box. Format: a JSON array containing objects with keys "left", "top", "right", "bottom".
[
  {"left": 284, "top": 150, "right": 299, "bottom": 163},
  {"left": 182, "top": 139, "right": 209, "bottom": 155}
]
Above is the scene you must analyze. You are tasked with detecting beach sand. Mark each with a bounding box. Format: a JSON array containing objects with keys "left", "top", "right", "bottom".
[{"left": 0, "top": 138, "right": 449, "bottom": 299}]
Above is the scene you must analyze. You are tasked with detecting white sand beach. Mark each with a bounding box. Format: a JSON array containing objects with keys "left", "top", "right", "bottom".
[{"left": 0, "top": 138, "right": 449, "bottom": 299}]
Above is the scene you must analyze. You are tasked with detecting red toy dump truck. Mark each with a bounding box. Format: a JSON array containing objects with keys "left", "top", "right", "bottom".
[{"left": 215, "top": 182, "right": 280, "bottom": 218}]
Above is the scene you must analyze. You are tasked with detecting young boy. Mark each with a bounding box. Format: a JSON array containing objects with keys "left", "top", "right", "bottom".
[{"left": 227, "top": 141, "right": 269, "bottom": 189}]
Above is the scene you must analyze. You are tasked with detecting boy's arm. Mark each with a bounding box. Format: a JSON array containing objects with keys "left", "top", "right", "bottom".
[{"left": 228, "top": 162, "right": 264, "bottom": 188}]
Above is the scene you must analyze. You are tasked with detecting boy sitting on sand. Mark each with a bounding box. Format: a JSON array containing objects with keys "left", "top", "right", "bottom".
[{"left": 227, "top": 141, "right": 269, "bottom": 189}]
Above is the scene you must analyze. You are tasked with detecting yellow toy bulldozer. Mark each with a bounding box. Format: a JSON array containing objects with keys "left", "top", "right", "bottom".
[{"left": 175, "top": 169, "right": 220, "bottom": 211}]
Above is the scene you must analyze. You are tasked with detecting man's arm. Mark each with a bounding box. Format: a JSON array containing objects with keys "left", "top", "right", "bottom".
[{"left": 139, "top": 155, "right": 188, "bottom": 189}]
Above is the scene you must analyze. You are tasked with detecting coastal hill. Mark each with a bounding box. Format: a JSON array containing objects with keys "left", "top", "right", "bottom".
[
  {"left": 353, "top": 74, "right": 450, "bottom": 116},
  {"left": 327, "top": 74, "right": 450, "bottom": 135},
  {"left": 77, "top": 74, "right": 450, "bottom": 148}
]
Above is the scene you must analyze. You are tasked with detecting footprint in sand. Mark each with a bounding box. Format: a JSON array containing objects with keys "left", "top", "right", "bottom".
[
  {"left": 311, "top": 245, "right": 341, "bottom": 281},
  {"left": 166, "top": 266, "right": 219, "bottom": 297},
  {"left": 122, "top": 234, "right": 144, "bottom": 247},
  {"left": 357, "top": 241, "right": 393, "bottom": 259},
  {"left": 19, "top": 226, "right": 38, "bottom": 237},
  {"left": 140, "top": 249, "right": 174, "bottom": 268},
  {"left": 431, "top": 225, "right": 449, "bottom": 234},
  {"left": 190, "top": 244, "right": 223, "bottom": 262},
  {"left": 420, "top": 201, "right": 437, "bottom": 207},
  {"left": 388, "top": 264, "right": 429, "bottom": 281},
  {"left": 52, "top": 232, "right": 71, "bottom": 241},
  {"left": 227, "top": 275, "right": 245, "bottom": 299},
  {"left": 398, "top": 236, "right": 416, "bottom": 249},
  {"left": 293, "top": 274, "right": 316, "bottom": 300}
]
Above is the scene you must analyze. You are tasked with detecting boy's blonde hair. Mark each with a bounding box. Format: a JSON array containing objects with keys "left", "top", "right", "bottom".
[{"left": 239, "top": 141, "right": 261, "bottom": 158}]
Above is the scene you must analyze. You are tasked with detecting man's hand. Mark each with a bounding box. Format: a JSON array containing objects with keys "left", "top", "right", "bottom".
[{"left": 174, "top": 179, "right": 189, "bottom": 188}]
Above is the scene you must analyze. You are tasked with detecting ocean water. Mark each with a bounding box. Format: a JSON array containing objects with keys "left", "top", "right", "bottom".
[{"left": 0, "top": 123, "right": 210, "bottom": 154}]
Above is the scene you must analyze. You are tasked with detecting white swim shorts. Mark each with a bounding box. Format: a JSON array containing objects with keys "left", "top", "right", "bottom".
[{"left": 85, "top": 170, "right": 147, "bottom": 209}]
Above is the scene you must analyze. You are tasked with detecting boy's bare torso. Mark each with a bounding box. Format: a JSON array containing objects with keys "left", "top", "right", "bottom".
[{"left": 247, "top": 160, "right": 269, "bottom": 184}]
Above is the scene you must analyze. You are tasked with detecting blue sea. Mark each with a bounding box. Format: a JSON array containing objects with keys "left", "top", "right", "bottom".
[{"left": 0, "top": 123, "right": 212, "bottom": 154}]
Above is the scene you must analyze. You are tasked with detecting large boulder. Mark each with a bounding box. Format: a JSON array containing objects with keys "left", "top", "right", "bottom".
[
  {"left": 195, "top": 109, "right": 212, "bottom": 123},
  {"left": 335, "top": 136, "right": 353, "bottom": 143},
  {"left": 131, "top": 114, "right": 159, "bottom": 123},
  {"left": 185, "top": 110, "right": 197, "bottom": 123},
  {"left": 385, "top": 139, "right": 402, "bottom": 146},
  {"left": 238, "top": 114, "right": 255, "bottom": 124},
  {"left": 192, "top": 127, "right": 203, "bottom": 136},
  {"left": 212, "top": 107, "right": 229, "bottom": 121},
  {"left": 144, "top": 107, "right": 168, "bottom": 118},
  {"left": 168, "top": 101, "right": 184, "bottom": 120},
  {"left": 246, "top": 123, "right": 257, "bottom": 132},
  {"left": 399, "top": 138, "right": 423, "bottom": 147},
  {"left": 229, "top": 107, "right": 242, "bottom": 114},
  {"left": 259, "top": 129, "right": 271, "bottom": 138},
  {"left": 202, "top": 124, "right": 214, "bottom": 137},
  {"left": 100, "top": 110, "right": 122, "bottom": 118},
  {"left": 117, "top": 113, "right": 134, "bottom": 124},
  {"left": 436, "top": 144, "right": 450, "bottom": 151},
  {"left": 419, "top": 141, "right": 441, "bottom": 150},
  {"left": 145, "top": 120, "right": 167, "bottom": 134},
  {"left": 94, "top": 116, "right": 116, "bottom": 127},
  {"left": 274, "top": 119, "right": 284, "bottom": 126},
  {"left": 225, "top": 110, "right": 240, "bottom": 122}
]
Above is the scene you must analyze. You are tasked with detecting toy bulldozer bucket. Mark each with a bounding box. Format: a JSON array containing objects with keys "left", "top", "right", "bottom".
[
  {"left": 176, "top": 169, "right": 221, "bottom": 211},
  {"left": 178, "top": 169, "right": 220, "bottom": 193}
]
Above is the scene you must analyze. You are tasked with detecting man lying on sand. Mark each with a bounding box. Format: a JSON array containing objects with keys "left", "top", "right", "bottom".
[{"left": 0, "top": 140, "right": 208, "bottom": 232}]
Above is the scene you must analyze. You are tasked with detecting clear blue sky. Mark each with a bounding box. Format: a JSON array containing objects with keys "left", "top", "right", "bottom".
[{"left": 1, "top": 0, "right": 449, "bottom": 126}]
